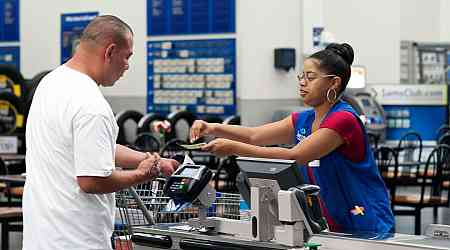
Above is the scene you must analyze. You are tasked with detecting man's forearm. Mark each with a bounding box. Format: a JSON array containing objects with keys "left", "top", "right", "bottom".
[
  {"left": 78, "top": 169, "right": 151, "bottom": 194},
  {"left": 115, "top": 144, "right": 147, "bottom": 168}
]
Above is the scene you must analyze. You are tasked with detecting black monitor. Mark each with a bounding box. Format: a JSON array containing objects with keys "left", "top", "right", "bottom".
[{"left": 236, "top": 157, "right": 304, "bottom": 208}]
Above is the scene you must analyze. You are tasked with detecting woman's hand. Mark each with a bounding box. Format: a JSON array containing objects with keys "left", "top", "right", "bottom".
[
  {"left": 201, "top": 138, "right": 237, "bottom": 157},
  {"left": 189, "top": 120, "right": 215, "bottom": 142}
]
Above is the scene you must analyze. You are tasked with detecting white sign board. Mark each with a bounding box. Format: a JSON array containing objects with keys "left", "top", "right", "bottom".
[
  {"left": 369, "top": 84, "right": 448, "bottom": 106},
  {"left": 347, "top": 66, "right": 366, "bottom": 89},
  {"left": 0, "top": 136, "right": 18, "bottom": 154}
]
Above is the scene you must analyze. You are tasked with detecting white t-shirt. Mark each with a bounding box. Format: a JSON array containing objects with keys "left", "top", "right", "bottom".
[{"left": 23, "top": 65, "right": 119, "bottom": 250}]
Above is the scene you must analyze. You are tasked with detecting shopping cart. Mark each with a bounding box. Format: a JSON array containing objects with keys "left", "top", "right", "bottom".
[{"left": 112, "top": 177, "right": 244, "bottom": 250}]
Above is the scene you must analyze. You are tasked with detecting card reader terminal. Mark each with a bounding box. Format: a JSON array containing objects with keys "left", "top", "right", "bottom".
[{"left": 164, "top": 164, "right": 213, "bottom": 203}]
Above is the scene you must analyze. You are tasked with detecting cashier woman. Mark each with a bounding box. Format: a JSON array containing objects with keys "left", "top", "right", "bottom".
[{"left": 189, "top": 43, "right": 395, "bottom": 234}]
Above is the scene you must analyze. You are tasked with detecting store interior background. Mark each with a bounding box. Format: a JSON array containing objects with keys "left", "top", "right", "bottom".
[
  {"left": 18, "top": 0, "right": 450, "bottom": 125},
  {"left": 4, "top": 1, "right": 450, "bottom": 248}
]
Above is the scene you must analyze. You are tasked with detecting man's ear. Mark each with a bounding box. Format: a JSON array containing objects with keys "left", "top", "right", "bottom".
[{"left": 104, "top": 43, "right": 116, "bottom": 62}]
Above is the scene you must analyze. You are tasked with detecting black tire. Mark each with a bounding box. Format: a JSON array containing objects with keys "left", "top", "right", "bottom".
[
  {"left": 201, "top": 115, "right": 223, "bottom": 124},
  {"left": 223, "top": 115, "right": 240, "bottom": 125},
  {"left": 0, "top": 92, "right": 25, "bottom": 134},
  {"left": 115, "top": 110, "right": 143, "bottom": 145},
  {"left": 137, "top": 113, "right": 167, "bottom": 134},
  {"left": 167, "top": 110, "right": 197, "bottom": 141},
  {"left": 133, "top": 132, "right": 161, "bottom": 152},
  {"left": 0, "top": 64, "right": 27, "bottom": 100}
]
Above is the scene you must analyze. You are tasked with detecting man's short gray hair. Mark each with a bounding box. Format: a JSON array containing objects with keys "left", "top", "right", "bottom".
[{"left": 80, "top": 15, "right": 133, "bottom": 47}]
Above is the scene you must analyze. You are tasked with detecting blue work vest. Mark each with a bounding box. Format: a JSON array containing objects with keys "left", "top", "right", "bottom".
[{"left": 293, "top": 100, "right": 394, "bottom": 233}]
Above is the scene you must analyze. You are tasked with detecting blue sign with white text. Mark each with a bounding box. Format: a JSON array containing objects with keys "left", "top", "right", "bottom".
[
  {"left": 0, "top": 0, "right": 19, "bottom": 41},
  {"left": 147, "top": 39, "right": 236, "bottom": 117},
  {"left": 384, "top": 105, "right": 448, "bottom": 141},
  {"left": 60, "top": 12, "right": 98, "bottom": 64},
  {"left": 0, "top": 46, "right": 19, "bottom": 70},
  {"left": 147, "top": 0, "right": 235, "bottom": 35}
]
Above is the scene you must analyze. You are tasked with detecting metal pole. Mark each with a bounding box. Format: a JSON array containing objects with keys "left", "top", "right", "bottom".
[{"left": 129, "top": 187, "right": 156, "bottom": 225}]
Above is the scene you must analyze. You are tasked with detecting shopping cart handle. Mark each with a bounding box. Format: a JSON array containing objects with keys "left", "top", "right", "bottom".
[{"left": 132, "top": 232, "right": 172, "bottom": 249}]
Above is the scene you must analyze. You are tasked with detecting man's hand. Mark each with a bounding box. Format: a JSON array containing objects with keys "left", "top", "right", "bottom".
[
  {"left": 189, "top": 120, "right": 214, "bottom": 142},
  {"left": 136, "top": 152, "right": 161, "bottom": 180},
  {"left": 159, "top": 158, "right": 179, "bottom": 176}
]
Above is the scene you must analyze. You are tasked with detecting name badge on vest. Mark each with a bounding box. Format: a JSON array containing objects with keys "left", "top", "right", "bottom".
[
  {"left": 296, "top": 128, "right": 307, "bottom": 142},
  {"left": 308, "top": 159, "right": 320, "bottom": 168}
]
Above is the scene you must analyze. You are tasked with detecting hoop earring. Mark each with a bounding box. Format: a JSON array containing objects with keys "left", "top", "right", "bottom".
[{"left": 326, "top": 88, "right": 337, "bottom": 103}]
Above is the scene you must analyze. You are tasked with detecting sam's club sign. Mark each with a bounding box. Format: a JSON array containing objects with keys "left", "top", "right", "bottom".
[{"left": 371, "top": 84, "right": 447, "bottom": 106}]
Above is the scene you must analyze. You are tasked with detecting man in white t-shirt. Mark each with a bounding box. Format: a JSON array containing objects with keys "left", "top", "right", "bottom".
[{"left": 22, "top": 15, "right": 179, "bottom": 250}]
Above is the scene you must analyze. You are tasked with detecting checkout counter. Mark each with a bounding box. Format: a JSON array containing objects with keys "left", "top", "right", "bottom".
[{"left": 128, "top": 157, "right": 450, "bottom": 250}]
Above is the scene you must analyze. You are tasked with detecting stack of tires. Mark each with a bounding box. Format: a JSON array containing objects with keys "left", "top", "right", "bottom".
[
  {"left": 0, "top": 65, "right": 27, "bottom": 155},
  {"left": 0, "top": 65, "right": 51, "bottom": 154}
]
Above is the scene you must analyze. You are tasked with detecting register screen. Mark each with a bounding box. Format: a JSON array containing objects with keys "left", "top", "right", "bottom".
[{"left": 180, "top": 167, "right": 198, "bottom": 178}]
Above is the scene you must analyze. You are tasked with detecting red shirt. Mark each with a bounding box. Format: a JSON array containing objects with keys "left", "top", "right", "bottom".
[{"left": 291, "top": 111, "right": 365, "bottom": 162}]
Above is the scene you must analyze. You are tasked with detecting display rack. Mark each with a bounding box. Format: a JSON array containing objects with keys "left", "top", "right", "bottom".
[
  {"left": 400, "top": 41, "right": 450, "bottom": 84},
  {"left": 147, "top": 38, "right": 236, "bottom": 117}
]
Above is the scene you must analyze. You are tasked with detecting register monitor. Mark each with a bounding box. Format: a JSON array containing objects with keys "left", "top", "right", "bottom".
[
  {"left": 235, "top": 157, "right": 326, "bottom": 235},
  {"left": 235, "top": 157, "right": 304, "bottom": 208}
]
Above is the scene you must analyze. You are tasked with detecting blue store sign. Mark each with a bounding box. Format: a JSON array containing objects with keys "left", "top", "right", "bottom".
[
  {"left": 0, "top": 0, "right": 19, "bottom": 41},
  {"left": 60, "top": 12, "right": 98, "bottom": 64}
]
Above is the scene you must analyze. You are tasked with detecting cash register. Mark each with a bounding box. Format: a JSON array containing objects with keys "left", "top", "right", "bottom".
[
  {"left": 131, "top": 157, "right": 450, "bottom": 250},
  {"left": 156, "top": 157, "right": 327, "bottom": 247}
]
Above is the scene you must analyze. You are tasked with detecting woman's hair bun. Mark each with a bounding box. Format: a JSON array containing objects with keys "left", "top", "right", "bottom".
[{"left": 325, "top": 43, "right": 354, "bottom": 66}]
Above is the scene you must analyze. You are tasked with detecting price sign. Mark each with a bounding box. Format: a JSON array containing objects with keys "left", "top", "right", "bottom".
[{"left": 0, "top": 136, "right": 17, "bottom": 154}]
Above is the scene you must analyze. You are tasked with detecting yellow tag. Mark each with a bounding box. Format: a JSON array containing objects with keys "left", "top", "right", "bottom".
[
  {"left": 16, "top": 114, "right": 24, "bottom": 127},
  {"left": 12, "top": 84, "right": 21, "bottom": 97}
]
